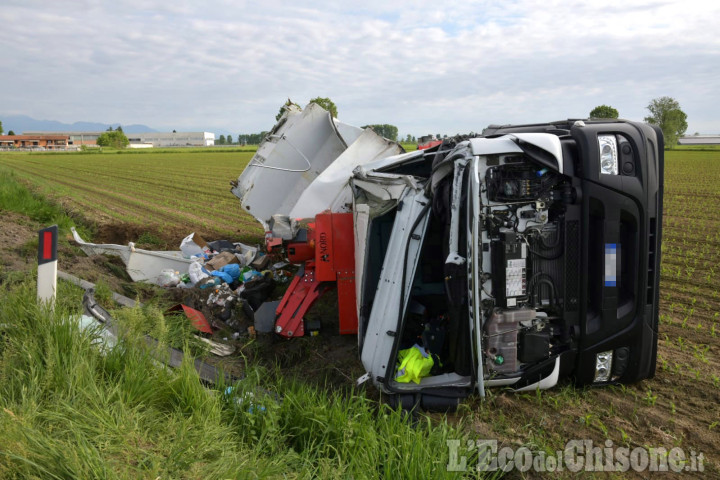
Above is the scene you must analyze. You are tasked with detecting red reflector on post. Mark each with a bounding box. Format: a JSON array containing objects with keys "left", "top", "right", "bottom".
[
  {"left": 43, "top": 231, "right": 53, "bottom": 260},
  {"left": 37, "top": 225, "right": 58, "bottom": 265}
]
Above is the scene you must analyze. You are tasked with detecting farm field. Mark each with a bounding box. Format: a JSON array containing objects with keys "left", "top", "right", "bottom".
[
  {"left": 1, "top": 146, "right": 719, "bottom": 476},
  {"left": 0, "top": 149, "right": 266, "bottom": 245}
]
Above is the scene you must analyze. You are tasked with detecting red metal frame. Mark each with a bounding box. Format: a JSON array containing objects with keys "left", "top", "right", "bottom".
[
  {"left": 274, "top": 263, "right": 332, "bottom": 338},
  {"left": 273, "top": 212, "right": 358, "bottom": 337}
]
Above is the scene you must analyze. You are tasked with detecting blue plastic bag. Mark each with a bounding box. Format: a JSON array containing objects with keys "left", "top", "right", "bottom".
[
  {"left": 210, "top": 270, "right": 233, "bottom": 284},
  {"left": 220, "top": 263, "right": 241, "bottom": 280}
]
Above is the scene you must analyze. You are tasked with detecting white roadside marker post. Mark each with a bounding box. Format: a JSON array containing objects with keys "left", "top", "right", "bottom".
[{"left": 37, "top": 225, "right": 58, "bottom": 307}]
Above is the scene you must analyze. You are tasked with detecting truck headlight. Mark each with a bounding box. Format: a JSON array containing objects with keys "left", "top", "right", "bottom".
[
  {"left": 594, "top": 350, "right": 613, "bottom": 383},
  {"left": 598, "top": 135, "right": 618, "bottom": 175}
]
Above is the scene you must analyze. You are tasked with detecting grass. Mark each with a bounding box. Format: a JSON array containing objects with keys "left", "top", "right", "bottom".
[
  {"left": 0, "top": 275, "right": 476, "bottom": 478},
  {"left": 0, "top": 168, "right": 77, "bottom": 233}
]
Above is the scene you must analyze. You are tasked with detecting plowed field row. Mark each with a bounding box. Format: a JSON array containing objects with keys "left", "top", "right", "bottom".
[{"left": 0, "top": 150, "right": 265, "bottom": 242}]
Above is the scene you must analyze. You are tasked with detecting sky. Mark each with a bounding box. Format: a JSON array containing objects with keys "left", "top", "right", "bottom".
[{"left": 1, "top": 0, "right": 718, "bottom": 137}]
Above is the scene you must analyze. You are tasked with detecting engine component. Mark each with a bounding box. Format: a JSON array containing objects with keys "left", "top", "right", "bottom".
[
  {"left": 518, "top": 329, "right": 551, "bottom": 363},
  {"left": 487, "top": 164, "right": 543, "bottom": 202},
  {"left": 491, "top": 231, "right": 528, "bottom": 308},
  {"left": 484, "top": 308, "right": 536, "bottom": 375}
]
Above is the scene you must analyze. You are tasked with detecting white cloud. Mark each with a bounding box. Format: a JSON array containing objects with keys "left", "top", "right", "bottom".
[{"left": 0, "top": 0, "right": 718, "bottom": 134}]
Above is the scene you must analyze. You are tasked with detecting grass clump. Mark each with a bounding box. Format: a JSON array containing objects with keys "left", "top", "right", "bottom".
[
  {"left": 0, "top": 277, "right": 475, "bottom": 478},
  {"left": 0, "top": 168, "right": 75, "bottom": 233}
]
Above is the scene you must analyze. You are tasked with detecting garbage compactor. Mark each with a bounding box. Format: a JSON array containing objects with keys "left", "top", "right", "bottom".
[{"left": 231, "top": 103, "right": 664, "bottom": 410}]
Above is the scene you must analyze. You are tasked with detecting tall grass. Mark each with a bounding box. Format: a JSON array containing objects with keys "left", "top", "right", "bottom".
[
  {"left": 0, "top": 275, "right": 477, "bottom": 478},
  {"left": 0, "top": 167, "right": 75, "bottom": 233}
]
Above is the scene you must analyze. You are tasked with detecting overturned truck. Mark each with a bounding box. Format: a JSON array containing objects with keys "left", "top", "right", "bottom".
[{"left": 232, "top": 103, "right": 664, "bottom": 409}]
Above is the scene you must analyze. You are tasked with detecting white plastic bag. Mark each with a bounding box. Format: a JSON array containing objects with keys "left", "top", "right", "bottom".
[
  {"left": 180, "top": 233, "right": 208, "bottom": 258},
  {"left": 188, "top": 261, "right": 210, "bottom": 285},
  {"left": 157, "top": 269, "right": 181, "bottom": 287}
]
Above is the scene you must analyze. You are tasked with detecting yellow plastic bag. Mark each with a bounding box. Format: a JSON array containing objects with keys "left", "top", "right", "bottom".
[{"left": 395, "top": 345, "right": 434, "bottom": 384}]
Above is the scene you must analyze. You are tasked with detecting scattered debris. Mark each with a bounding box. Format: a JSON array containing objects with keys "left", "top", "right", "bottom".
[
  {"left": 199, "top": 337, "right": 235, "bottom": 357},
  {"left": 72, "top": 227, "right": 257, "bottom": 287},
  {"left": 82, "top": 288, "right": 237, "bottom": 385},
  {"left": 165, "top": 304, "right": 213, "bottom": 334},
  {"left": 253, "top": 300, "right": 280, "bottom": 333}
]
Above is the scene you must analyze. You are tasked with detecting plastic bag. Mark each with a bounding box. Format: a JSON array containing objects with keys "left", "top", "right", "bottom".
[
  {"left": 241, "top": 267, "right": 262, "bottom": 282},
  {"left": 220, "top": 263, "right": 241, "bottom": 281},
  {"left": 180, "top": 233, "right": 209, "bottom": 258},
  {"left": 210, "top": 270, "right": 234, "bottom": 284},
  {"left": 188, "top": 261, "right": 210, "bottom": 285},
  {"left": 240, "top": 272, "right": 275, "bottom": 310},
  {"left": 157, "top": 269, "right": 181, "bottom": 287}
]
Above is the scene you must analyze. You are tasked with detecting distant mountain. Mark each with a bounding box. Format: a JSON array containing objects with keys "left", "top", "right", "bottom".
[{"left": 0, "top": 114, "right": 157, "bottom": 134}]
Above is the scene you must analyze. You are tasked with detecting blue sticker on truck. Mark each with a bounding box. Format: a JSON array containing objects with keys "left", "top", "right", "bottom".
[{"left": 605, "top": 243, "right": 617, "bottom": 287}]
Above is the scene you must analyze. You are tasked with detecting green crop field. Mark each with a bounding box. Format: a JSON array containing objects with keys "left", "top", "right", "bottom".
[
  {"left": 1, "top": 145, "right": 719, "bottom": 476},
  {"left": 0, "top": 149, "right": 266, "bottom": 245}
]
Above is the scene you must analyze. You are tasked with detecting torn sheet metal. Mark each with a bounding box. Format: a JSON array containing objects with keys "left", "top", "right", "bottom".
[
  {"left": 231, "top": 103, "right": 363, "bottom": 228},
  {"left": 82, "top": 289, "right": 237, "bottom": 385},
  {"left": 288, "top": 129, "right": 404, "bottom": 219},
  {"left": 198, "top": 337, "right": 235, "bottom": 357},
  {"left": 71, "top": 228, "right": 256, "bottom": 285},
  {"left": 353, "top": 149, "right": 425, "bottom": 176},
  {"left": 332, "top": 118, "right": 363, "bottom": 146},
  {"left": 468, "top": 134, "right": 563, "bottom": 173},
  {"left": 72, "top": 227, "right": 192, "bottom": 284}
]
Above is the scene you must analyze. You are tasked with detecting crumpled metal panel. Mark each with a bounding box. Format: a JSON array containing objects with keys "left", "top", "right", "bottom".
[
  {"left": 231, "top": 103, "right": 362, "bottom": 229},
  {"left": 359, "top": 187, "right": 431, "bottom": 392}
]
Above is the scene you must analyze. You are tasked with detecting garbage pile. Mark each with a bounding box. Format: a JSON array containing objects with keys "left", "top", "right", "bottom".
[
  {"left": 156, "top": 233, "right": 295, "bottom": 337},
  {"left": 70, "top": 228, "right": 295, "bottom": 341}
]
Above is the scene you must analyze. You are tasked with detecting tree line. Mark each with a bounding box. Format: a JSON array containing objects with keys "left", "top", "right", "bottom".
[
  {"left": 589, "top": 97, "right": 688, "bottom": 147},
  {"left": 0, "top": 95, "right": 693, "bottom": 149}
]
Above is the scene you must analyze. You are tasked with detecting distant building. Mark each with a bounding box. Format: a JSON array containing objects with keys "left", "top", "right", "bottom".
[
  {"left": 23, "top": 131, "right": 216, "bottom": 147},
  {"left": 0, "top": 134, "right": 69, "bottom": 150},
  {"left": 678, "top": 135, "right": 720, "bottom": 145},
  {"left": 24, "top": 131, "right": 103, "bottom": 146},
  {"left": 127, "top": 132, "right": 215, "bottom": 147}
]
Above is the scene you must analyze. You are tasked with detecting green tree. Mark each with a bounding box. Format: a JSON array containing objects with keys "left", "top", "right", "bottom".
[
  {"left": 0, "top": 120, "right": 3, "bottom": 135},
  {"left": 116, "top": 125, "right": 123, "bottom": 133},
  {"left": 218, "top": 134, "right": 226, "bottom": 145},
  {"left": 276, "top": 98, "right": 301, "bottom": 121},
  {"left": 96, "top": 130, "right": 129, "bottom": 149},
  {"left": 237, "top": 131, "right": 269, "bottom": 145},
  {"left": 589, "top": 105, "right": 619, "bottom": 119},
  {"left": 8, "top": 130, "right": 15, "bottom": 136},
  {"left": 362, "top": 124, "right": 399, "bottom": 141},
  {"left": 309, "top": 97, "right": 338, "bottom": 118},
  {"left": 644, "top": 96, "right": 688, "bottom": 148}
]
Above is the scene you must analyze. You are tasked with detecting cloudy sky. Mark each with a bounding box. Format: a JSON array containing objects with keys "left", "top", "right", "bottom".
[{"left": 1, "top": 0, "right": 718, "bottom": 136}]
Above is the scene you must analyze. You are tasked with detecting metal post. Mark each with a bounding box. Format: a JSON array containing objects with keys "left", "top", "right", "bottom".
[{"left": 37, "top": 225, "right": 58, "bottom": 306}]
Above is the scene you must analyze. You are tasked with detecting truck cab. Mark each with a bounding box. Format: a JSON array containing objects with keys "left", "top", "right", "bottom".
[
  {"left": 232, "top": 107, "right": 663, "bottom": 410},
  {"left": 356, "top": 120, "right": 663, "bottom": 409}
]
